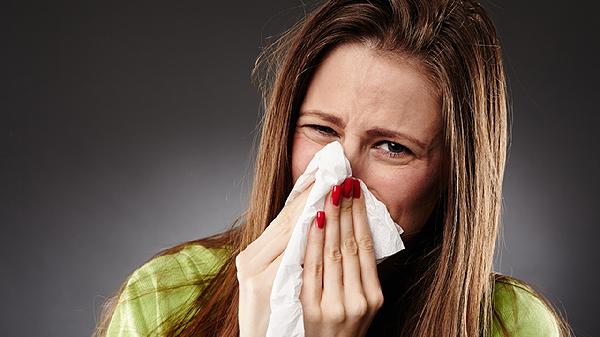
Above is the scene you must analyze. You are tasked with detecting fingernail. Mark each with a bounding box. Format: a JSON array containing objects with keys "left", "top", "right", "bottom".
[
  {"left": 342, "top": 177, "right": 353, "bottom": 198},
  {"left": 316, "top": 211, "right": 325, "bottom": 229},
  {"left": 352, "top": 178, "right": 361, "bottom": 199},
  {"left": 331, "top": 185, "right": 342, "bottom": 206}
]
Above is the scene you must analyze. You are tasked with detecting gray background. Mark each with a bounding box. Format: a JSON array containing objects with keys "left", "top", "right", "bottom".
[{"left": 1, "top": 1, "right": 598, "bottom": 336}]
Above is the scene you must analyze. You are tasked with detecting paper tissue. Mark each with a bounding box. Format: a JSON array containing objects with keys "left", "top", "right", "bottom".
[{"left": 265, "top": 140, "right": 405, "bottom": 337}]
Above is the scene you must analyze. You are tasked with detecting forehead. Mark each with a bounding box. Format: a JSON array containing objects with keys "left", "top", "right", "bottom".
[{"left": 300, "top": 42, "right": 441, "bottom": 138}]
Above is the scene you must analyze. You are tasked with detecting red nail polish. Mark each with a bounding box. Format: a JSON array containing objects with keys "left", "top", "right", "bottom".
[
  {"left": 331, "top": 185, "right": 342, "bottom": 206},
  {"left": 352, "top": 178, "right": 361, "bottom": 199},
  {"left": 316, "top": 211, "right": 325, "bottom": 229},
  {"left": 342, "top": 177, "right": 353, "bottom": 198}
]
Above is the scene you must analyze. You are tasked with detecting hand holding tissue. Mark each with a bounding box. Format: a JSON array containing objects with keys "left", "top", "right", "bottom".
[{"left": 265, "top": 141, "right": 405, "bottom": 337}]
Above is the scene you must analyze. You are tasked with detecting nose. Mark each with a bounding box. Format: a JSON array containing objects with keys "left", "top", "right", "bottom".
[{"left": 339, "top": 138, "right": 365, "bottom": 179}]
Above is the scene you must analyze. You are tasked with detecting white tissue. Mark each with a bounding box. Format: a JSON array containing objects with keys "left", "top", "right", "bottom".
[{"left": 265, "top": 141, "right": 405, "bottom": 337}]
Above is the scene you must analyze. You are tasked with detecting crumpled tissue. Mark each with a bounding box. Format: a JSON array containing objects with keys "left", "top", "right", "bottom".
[{"left": 265, "top": 140, "right": 405, "bottom": 337}]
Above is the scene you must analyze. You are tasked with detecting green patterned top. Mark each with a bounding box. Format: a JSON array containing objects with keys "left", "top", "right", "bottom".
[{"left": 105, "top": 244, "right": 559, "bottom": 336}]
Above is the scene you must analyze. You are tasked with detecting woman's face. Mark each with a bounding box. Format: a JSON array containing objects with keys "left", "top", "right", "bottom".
[{"left": 291, "top": 43, "right": 444, "bottom": 238}]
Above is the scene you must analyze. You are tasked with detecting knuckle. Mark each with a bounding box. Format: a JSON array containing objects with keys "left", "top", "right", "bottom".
[
  {"left": 341, "top": 237, "right": 358, "bottom": 255},
  {"left": 305, "top": 261, "right": 323, "bottom": 278},
  {"left": 322, "top": 304, "right": 346, "bottom": 323},
  {"left": 352, "top": 200, "right": 367, "bottom": 215},
  {"left": 302, "top": 307, "right": 322, "bottom": 323},
  {"left": 368, "top": 290, "right": 385, "bottom": 310},
  {"left": 357, "top": 234, "right": 375, "bottom": 252},
  {"left": 326, "top": 209, "right": 340, "bottom": 222},
  {"left": 345, "top": 297, "right": 368, "bottom": 319},
  {"left": 324, "top": 246, "right": 343, "bottom": 263},
  {"left": 341, "top": 200, "right": 353, "bottom": 212}
]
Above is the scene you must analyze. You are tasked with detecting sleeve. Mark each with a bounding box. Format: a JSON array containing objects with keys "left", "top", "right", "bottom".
[
  {"left": 492, "top": 280, "right": 561, "bottom": 337},
  {"left": 105, "top": 245, "right": 226, "bottom": 337}
]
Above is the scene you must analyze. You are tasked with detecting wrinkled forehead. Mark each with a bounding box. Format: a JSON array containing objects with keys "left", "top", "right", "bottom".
[{"left": 299, "top": 42, "right": 443, "bottom": 145}]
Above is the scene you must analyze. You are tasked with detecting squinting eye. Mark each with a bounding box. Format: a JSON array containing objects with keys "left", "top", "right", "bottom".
[
  {"left": 307, "top": 124, "right": 338, "bottom": 136},
  {"left": 376, "top": 141, "right": 411, "bottom": 159}
]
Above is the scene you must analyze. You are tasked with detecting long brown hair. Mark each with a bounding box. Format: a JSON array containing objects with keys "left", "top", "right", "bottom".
[{"left": 93, "top": 0, "right": 572, "bottom": 336}]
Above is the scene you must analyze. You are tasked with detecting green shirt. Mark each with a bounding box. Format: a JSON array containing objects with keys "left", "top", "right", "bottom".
[{"left": 106, "top": 244, "right": 560, "bottom": 337}]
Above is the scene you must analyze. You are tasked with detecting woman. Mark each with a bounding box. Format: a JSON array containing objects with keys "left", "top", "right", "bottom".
[{"left": 94, "top": 0, "right": 572, "bottom": 336}]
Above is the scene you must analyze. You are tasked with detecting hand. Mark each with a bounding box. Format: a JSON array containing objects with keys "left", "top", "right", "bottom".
[
  {"left": 301, "top": 177, "right": 384, "bottom": 337},
  {"left": 236, "top": 183, "right": 314, "bottom": 337}
]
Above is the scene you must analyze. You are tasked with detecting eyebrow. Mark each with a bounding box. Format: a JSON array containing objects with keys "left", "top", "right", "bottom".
[{"left": 299, "top": 109, "right": 429, "bottom": 150}]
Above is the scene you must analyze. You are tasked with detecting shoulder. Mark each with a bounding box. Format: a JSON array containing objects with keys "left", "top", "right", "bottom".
[
  {"left": 120, "top": 244, "right": 230, "bottom": 301},
  {"left": 128, "top": 244, "right": 230, "bottom": 288},
  {"left": 491, "top": 275, "right": 561, "bottom": 337},
  {"left": 106, "top": 244, "right": 230, "bottom": 336}
]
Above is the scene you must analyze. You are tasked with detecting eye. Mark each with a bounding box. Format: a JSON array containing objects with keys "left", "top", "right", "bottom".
[
  {"left": 306, "top": 124, "right": 338, "bottom": 136},
  {"left": 375, "top": 141, "right": 411, "bottom": 159}
]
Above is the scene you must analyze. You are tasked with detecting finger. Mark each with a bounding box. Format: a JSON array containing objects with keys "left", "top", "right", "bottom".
[
  {"left": 340, "top": 178, "right": 365, "bottom": 300},
  {"left": 243, "top": 183, "right": 313, "bottom": 269},
  {"left": 351, "top": 179, "right": 381, "bottom": 303},
  {"left": 300, "top": 213, "right": 325, "bottom": 307},
  {"left": 322, "top": 182, "right": 344, "bottom": 303}
]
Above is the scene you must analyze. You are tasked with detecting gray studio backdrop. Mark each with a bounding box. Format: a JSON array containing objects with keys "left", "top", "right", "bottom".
[{"left": 2, "top": 1, "right": 598, "bottom": 336}]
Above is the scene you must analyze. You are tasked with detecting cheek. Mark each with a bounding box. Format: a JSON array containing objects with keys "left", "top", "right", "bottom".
[
  {"left": 291, "top": 130, "right": 323, "bottom": 183},
  {"left": 367, "top": 162, "right": 440, "bottom": 233}
]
